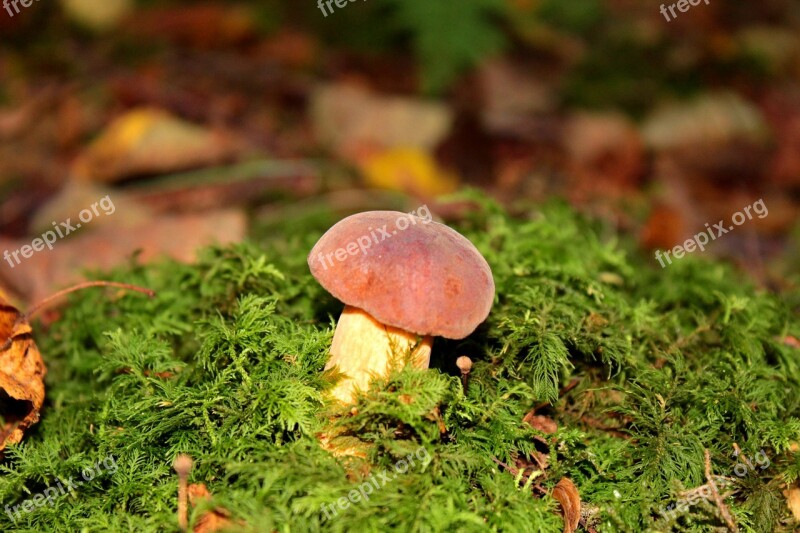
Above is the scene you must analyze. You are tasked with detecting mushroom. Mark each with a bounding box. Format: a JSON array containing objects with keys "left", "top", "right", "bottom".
[
  {"left": 308, "top": 210, "right": 494, "bottom": 404},
  {"left": 456, "top": 356, "right": 473, "bottom": 391},
  {"left": 173, "top": 454, "right": 193, "bottom": 531}
]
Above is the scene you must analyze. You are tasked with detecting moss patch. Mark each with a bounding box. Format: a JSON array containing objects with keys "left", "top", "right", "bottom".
[{"left": 0, "top": 199, "right": 798, "bottom": 532}]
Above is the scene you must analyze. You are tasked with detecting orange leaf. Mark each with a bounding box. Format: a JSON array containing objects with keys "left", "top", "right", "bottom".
[
  {"left": 188, "top": 483, "right": 243, "bottom": 533},
  {"left": 785, "top": 484, "right": 800, "bottom": 521},
  {"left": 523, "top": 412, "right": 558, "bottom": 434},
  {"left": 0, "top": 296, "right": 45, "bottom": 453},
  {"left": 552, "top": 477, "right": 581, "bottom": 533}
]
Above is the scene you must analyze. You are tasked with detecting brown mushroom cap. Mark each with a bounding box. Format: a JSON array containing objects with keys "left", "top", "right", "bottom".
[{"left": 308, "top": 210, "right": 495, "bottom": 339}]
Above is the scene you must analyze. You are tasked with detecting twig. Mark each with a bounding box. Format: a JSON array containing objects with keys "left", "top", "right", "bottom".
[
  {"left": 704, "top": 449, "right": 738, "bottom": 532},
  {"left": 24, "top": 281, "right": 156, "bottom": 320},
  {"left": 491, "top": 457, "right": 546, "bottom": 495},
  {"left": 732, "top": 443, "right": 755, "bottom": 471},
  {"left": 678, "top": 476, "right": 737, "bottom": 500}
]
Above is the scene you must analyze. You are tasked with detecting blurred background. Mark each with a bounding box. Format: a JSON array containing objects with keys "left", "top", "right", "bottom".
[{"left": 0, "top": 0, "right": 798, "bottom": 304}]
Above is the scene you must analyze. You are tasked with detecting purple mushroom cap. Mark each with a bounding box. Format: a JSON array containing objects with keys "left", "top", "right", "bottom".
[{"left": 308, "top": 210, "right": 495, "bottom": 339}]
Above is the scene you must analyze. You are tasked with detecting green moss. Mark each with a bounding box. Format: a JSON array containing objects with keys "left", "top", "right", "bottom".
[{"left": 0, "top": 198, "right": 797, "bottom": 532}]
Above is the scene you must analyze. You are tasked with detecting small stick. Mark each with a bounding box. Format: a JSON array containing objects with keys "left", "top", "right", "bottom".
[
  {"left": 24, "top": 281, "right": 156, "bottom": 320},
  {"left": 732, "top": 443, "right": 755, "bottom": 471},
  {"left": 456, "top": 356, "right": 472, "bottom": 392},
  {"left": 490, "top": 457, "right": 546, "bottom": 495},
  {"left": 704, "top": 449, "right": 738, "bottom": 532},
  {"left": 173, "top": 454, "right": 193, "bottom": 531}
]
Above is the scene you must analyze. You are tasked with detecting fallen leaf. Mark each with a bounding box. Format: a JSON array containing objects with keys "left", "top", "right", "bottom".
[
  {"left": 127, "top": 4, "right": 257, "bottom": 48},
  {"left": 639, "top": 202, "right": 686, "bottom": 252},
  {"left": 641, "top": 92, "right": 770, "bottom": 151},
  {"left": 31, "top": 182, "right": 153, "bottom": 234},
  {"left": 1, "top": 210, "right": 246, "bottom": 303},
  {"left": 358, "top": 148, "right": 459, "bottom": 197},
  {"left": 786, "top": 486, "right": 800, "bottom": 521},
  {"left": 60, "top": 0, "right": 133, "bottom": 32},
  {"left": 478, "top": 58, "right": 555, "bottom": 135},
  {"left": 426, "top": 406, "right": 447, "bottom": 435},
  {"left": 187, "top": 483, "right": 238, "bottom": 533},
  {"left": 72, "top": 108, "right": 242, "bottom": 183},
  {"left": 0, "top": 295, "right": 45, "bottom": 453},
  {"left": 311, "top": 83, "right": 453, "bottom": 158},
  {"left": 552, "top": 477, "right": 581, "bottom": 533},
  {"left": 565, "top": 112, "right": 644, "bottom": 201},
  {"left": 523, "top": 412, "right": 558, "bottom": 435}
]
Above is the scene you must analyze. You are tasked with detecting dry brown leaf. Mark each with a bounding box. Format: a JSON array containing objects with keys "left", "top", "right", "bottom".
[
  {"left": 424, "top": 406, "right": 448, "bottom": 435},
  {"left": 127, "top": 4, "right": 257, "bottom": 48},
  {"left": 565, "top": 112, "right": 644, "bottom": 202},
  {"left": 552, "top": 477, "right": 581, "bottom": 533},
  {"left": 187, "top": 483, "right": 238, "bottom": 533},
  {"left": 0, "top": 296, "right": 45, "bottom": 453},
  {"left": 0, "top": 210, "right": 245, "bottom": 303},
  {"left": 72, "top": 108, "right": 242, "bottom": 183},
  {"left": 639, "top": 203, "right": 687, "bottom": 252},
  {"left": 478, "top": 58, "right": 554, "bottom": 135},
  {"left": 785, "top": 484, "right": 800, "bottom": 521},
  {"left": 523, "top": 412, "right": 558, "bottom": 435},
  {"left": 641, "top": 92, "right": 770, "bottom": 151},
  {"left": 31, "top": 182, "right": 153, "bottom": 233},
  {"left": 311, "top": 83, "right": 453, "bottom": 158}
]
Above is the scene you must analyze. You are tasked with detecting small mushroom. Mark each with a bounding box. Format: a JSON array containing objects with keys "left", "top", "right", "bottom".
[
  {"left": 456, "top": 356, "right": 472, "bottom": 391},
  {"left": 173, "top": 454, "right": 193, "bottom": 531},
  {"left": 308, "top": 210, "right": 494, "bottom": 404}
]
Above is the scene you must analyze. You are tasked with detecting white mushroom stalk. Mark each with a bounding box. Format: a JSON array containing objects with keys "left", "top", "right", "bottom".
[{"left": 326, "top": 306, "right": 432, "bottom": 404}]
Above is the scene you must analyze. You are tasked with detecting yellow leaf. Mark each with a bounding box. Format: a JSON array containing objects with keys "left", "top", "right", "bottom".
[
  {"left": 359, "top": 148, "right": 459, "bottom": 197},
  {"left": 60, "top": 0, "right": 133, "bottom": 31},
  {"left": 72, "top": 108, "right": 240, "bottom": 182}
]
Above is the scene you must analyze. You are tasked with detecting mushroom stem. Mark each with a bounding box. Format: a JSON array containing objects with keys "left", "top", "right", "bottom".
[
  {"left": 326, "top": 305, "right": 432, "bottom": 404},
  {"left": 173, "top": 454, "right": 193, "bottom": 531},
  {"left": 456, "top": 356, "right": 472, "bottom": 392}
]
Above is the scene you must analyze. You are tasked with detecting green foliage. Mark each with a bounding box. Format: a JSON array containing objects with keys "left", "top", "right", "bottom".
[
  {"left": 386, "top": 0, "right": 507, "bottom": 94},
  {"left": 0, "top": 199, "right": 798, "bottom": 532},
  {"left": 536, "top": 0, "right": 605, "bottom": 34}
]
